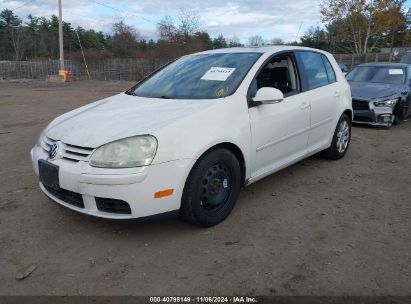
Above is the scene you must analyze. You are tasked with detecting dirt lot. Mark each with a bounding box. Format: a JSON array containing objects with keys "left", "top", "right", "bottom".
[{"left": 0, "top": 80, "right": 410, "bottom": 296}]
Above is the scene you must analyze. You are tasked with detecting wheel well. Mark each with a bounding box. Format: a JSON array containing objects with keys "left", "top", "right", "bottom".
[
  {"left": 343, "top": 109, "right": 353, "bottom": 122},
  {"left": 393, "top": 102, "right": 402, "bottom": 117},
  {"left": 198, "top": 143, "right": 246, "bottom": 187}
]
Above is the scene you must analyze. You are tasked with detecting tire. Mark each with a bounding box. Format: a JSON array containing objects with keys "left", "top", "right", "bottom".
[
  {"left": 322, "top": 113, "right": 351, "bottom": 160},
  {"left": 181, "top": 148, "right": 241, "bottom": 227},
  {"left": 393, "top": 114, "right": 402, "bottom": 125},
  {"left": 393, "top": 102, "right": 406, "bottom": 125}
]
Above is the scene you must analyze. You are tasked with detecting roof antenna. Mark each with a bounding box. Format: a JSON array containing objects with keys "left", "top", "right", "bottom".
[{"left": 295, "top": 22, "right": 303, "bottom": 42}]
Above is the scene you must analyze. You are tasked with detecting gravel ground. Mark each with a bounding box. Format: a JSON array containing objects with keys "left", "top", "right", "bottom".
[{"left": 0, "top": 80, "right": 410, "bottom": 296}]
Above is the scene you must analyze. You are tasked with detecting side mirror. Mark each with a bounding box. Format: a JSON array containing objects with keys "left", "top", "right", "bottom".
[{"left": 252, "top": 87, "right": 284, "bottom": 105}]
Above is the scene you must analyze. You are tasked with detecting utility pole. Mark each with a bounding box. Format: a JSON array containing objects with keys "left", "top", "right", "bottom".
[{"left": 58, "top": 0, "right": 65, "bottom": 71}]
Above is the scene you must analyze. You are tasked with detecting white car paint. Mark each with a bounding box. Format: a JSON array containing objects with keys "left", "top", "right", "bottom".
[{"left": 31, "top": 46, "right": 352, "bottom": 220}]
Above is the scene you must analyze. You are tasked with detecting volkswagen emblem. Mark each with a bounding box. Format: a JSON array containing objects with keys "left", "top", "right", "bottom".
[{"left": 48, "top": 142, "right": 61, "bottom": 160}]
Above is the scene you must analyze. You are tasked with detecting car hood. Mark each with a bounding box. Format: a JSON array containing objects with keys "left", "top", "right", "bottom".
[
  {"left": 349, "top": 82, "right": 404, "bottom": 100},
  {"left": 46, "top": 93, "right": 219, "bottom": 148}
]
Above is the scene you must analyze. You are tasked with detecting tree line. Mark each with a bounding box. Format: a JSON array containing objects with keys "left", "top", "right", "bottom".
[
  {"left": 0, "top": 0, "right": 409, "bottom": 61},
  {"left": 0, "top": 9, "right": 246, "bottom": 61}
]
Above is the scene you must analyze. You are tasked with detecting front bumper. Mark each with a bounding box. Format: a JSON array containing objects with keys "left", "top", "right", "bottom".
[
  {"left": 353, "top": 105, "right": 394, "bottom": 127},
  {"left": 31, "top": 145, "right": 194, "bottom": 219}
]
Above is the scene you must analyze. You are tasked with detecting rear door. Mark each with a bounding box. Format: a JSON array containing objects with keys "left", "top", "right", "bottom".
[
  {"left": 295, "top": 51, "right": 341, "bottom": 150},
  {"left": 407, "top": 67, "right": 411, "bottom": 116}
]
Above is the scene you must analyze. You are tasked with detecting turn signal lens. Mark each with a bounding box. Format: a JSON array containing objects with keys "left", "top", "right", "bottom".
[{"left": 154, "top": 189, "right": 174, "bottom": 199}]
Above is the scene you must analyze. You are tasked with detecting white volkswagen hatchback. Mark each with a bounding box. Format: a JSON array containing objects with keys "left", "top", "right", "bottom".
[{"left": 31, "top": 46, "right": 352, "bottom": 226}]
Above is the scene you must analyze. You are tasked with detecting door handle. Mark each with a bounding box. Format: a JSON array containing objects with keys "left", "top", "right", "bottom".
[
  {"left": 300, "top": 102, "right": 310, "bottom": 110},
  {"left": 333, "top": 91, "right": 340, "bottom": 97}
]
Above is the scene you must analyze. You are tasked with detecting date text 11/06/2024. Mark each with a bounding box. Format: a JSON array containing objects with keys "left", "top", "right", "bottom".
[{"left": 149, "top": 296, "right": 258, "bottom": 303}]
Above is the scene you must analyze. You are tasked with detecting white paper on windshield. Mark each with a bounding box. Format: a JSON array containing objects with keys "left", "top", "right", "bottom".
[
  {"left": 389, "top": 69, "right": 403, "bottom": 75},
  {"left": 201, "top": 67, "right": 236, "bottom": 81}
]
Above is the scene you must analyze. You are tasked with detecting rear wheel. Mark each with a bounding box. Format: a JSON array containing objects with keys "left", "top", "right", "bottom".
[
  {"left": 181, "top": 149, "right": 241, "bottom": 227},
  {"left": 322, "top": 113, "right": 351, "bottom": 160}
]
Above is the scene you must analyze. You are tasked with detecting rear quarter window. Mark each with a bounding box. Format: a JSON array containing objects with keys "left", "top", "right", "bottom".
[{"left": 321, "top": 55, "right": 336, "bottom": 83}]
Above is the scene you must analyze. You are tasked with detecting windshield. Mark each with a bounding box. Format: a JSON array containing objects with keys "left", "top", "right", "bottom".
[
  {"left": 128, "top": 53, "right": 262, "bottom": 99},
  {"left": 400, "top": 52, "right": 411, "bottom": 64},
  {"left": 346, "top": 66, "right": 406, "bottom": 84}
]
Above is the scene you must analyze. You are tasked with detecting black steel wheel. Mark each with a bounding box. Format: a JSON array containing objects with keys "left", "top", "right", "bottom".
[{"left": 181, "top": 148, "right": 241, "bottom": 227}]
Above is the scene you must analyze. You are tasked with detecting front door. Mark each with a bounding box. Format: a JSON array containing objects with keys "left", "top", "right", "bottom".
[{"left": 248, "top": 52, "right": 311, "bottom": 179}]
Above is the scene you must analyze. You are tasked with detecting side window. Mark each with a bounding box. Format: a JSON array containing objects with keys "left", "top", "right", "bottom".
[
  {"left": 297, "top": 51, "right": 329, "bottom": 90},
  {"left": 250, "top": 54, "right": 300, "bottom": 98}
]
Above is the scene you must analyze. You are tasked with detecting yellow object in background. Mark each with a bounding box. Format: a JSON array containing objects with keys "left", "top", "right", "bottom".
[{"left": 58, "top": 70, "right": 71, "bottom": 82}]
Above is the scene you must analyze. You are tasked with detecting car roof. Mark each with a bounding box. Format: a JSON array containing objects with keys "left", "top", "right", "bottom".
[
  {"left": 193, "top": 45, "right": 330, "bottom": 55},
  {"left": 357, "top": 62, "right": 409, "bottom": 68}
]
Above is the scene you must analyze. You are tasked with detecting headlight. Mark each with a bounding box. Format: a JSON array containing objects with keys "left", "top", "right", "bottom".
[
  {"left": 373, "top": 98, "right": 398, "bottom": 107},
  {"left": 89, "top": 135, "right": 157, "bottom": 168}
]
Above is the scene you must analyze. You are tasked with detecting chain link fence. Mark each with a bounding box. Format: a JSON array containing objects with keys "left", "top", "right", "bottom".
[
  {"left": 333, "top": 53, "right": 399, "bottom": 69},
  {"left": 0, "top": 58, "right": 171, "bottom": 81},
  {"left": 0, "top": 53, "right": 400, "bottom": 82},
  {"left": 0, "top": 60, "right": 78, "bottom": 81}
]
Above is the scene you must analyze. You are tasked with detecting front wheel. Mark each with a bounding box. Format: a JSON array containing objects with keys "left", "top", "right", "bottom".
[
  {"left": 322, "top": 113, "right": 351, "bottom": 160},
  {"left": 393, "top": 114, "right": 402, "bottom": 125},
  {"left": 181, "top": 149, "right": 241, "bottom": 227}
]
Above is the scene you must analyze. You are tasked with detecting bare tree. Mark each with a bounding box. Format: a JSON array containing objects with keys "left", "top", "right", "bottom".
[
  {"left": 178, "top": 9, "right": 200, "bottom": 37},
  {"left": 268, "top": 37, "right": 284, "bottom": 45},
  {"left": 110, "top": 21, "right": 140, "bottom": 57},
  {"left": 228, "top": 36, "right": 242, "bottom": 47},
  {"left": 157, "top": 10, "right": 200, "bottom": 44},
  {"left": 157, "top": 16, "right": 177, "bottom": 41},
  {"left": 0, "top": 9, "right": 28, "bottom": 60},
  {"left": 248, "top": 35, "right": 265, "bottom": 46},
  {"left": 10, "top": 26, "right": 28, "bottom": 60},
  {"left": 113, "top": 21, "right": 139, "bottom": 39}
]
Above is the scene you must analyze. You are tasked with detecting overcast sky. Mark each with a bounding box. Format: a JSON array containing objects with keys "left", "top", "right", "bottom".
[{"left": 1, "top": 0, "right": 411, "bottom": 43}]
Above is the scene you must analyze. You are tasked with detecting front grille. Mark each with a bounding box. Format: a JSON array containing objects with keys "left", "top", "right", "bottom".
[
  {"left": 95, "top": 197, "right": 131, "bottom": 214},
  {"left": 43, "top": 185, "right": 85, "bottom": 208},
  {"left": 40, "top": 137, "right": 94, "bottom": 162},
  {"left": 352, "top": 99, "right": 370, "bottom": 111}
]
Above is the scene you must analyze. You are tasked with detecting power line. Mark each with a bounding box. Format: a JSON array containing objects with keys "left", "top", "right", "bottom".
[
  {"left": 90, "top": 0, "right": 158, "bottom": 25},
  {"left": 11, "top": 0, "right": 36, "bottom": 12}
]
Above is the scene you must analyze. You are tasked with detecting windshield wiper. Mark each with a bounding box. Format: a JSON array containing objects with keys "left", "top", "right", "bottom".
[
  {"left": 154, "top": 95, "right": 175, "bottom": 99},
  {"left": 125, "top": 92, "right": 175, "bottom": 99},
  {"left": 125, "top": 90, "right": 136, "bottom": 96}
]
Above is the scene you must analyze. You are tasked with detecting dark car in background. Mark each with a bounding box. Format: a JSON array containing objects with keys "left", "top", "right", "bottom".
[
  {"left": 338, "top": 62, "right": 349, "bottom": 75},
  {"left": 347, "top": 63, "right": 411, "bottom": 128}
]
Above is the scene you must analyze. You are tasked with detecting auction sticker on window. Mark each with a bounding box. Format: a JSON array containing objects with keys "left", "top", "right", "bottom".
[
  {"left": 201, "top": 67, "right": 236, "bottom": 81},
  {"left": 389, "top": 69, "right": 404, "bottom": 75}
]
